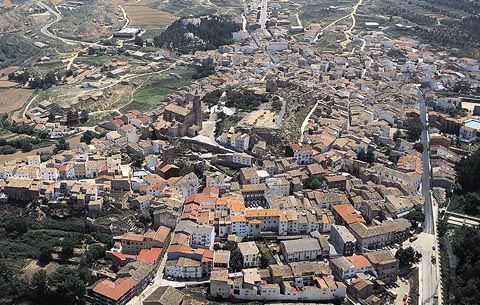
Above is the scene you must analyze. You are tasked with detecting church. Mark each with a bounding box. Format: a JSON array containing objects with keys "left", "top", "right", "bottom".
[{"left": 152, "top": 98, "right": 203, "bottom": 138}]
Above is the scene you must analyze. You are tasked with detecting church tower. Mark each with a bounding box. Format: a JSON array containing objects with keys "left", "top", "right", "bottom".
[{"left": 193, "top": 96, "right": 202, "bottom": 129}]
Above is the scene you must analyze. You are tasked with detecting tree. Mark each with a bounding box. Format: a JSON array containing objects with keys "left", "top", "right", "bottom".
[
  {"left": 405, "top": 210, "right": 425, "bottom": 229},
  {"left": 395, "top": 246, "right": 416, "bottom": 267},
  {"left": 61, "top": 236, "right": 78, "bottom": 257},
  {"left": 38, "top": 246, "right": 52, "bottom": 264},
  {"left": 21, "top": 141, "right": 33, "bottom": 152},
  {"left": 48, "top": 113, "right": 56, "bottom": 122},
  {"left": 406, "top": 118, "right": 423, "bottom": 141},
  {"left": 366, "top": 150, "right": 375, "bottom": 164},
  {"left": 357, "top": 148, "right": 367, "bottom": 161},
  {"left": 79, "top": 110, "right": 89, "bottom": 123},
  {"left": 31, "top": 270, "right": 48, "bottom": 301},
  {"left": 456, "top": 148, "right": 480, "bottom": 194},
  {"left": 139, "top": 211, "right": 152, "bottom": 227},
  {"left": 66, "top": 111, "right": 79, "bottom": 126},
  {"left": 81, "top": 130, "right": 96, "bottom": 145},
  {"left": 48, "top": 266, "right": 86, "bottom": 304},
  {"left": 461, "top": 192, "right": 480, "bottom": 216},
  {"left": 229, "top": 248, "right": 243, "bottom": 272},
  {"left": 131, "top": 151, "right": 145, "bottom": 168},
  {"left": 85, "top": 244, "right": 105, "bottom": 265},
  {"left": 40, "top": 151, "right": 52, "bottom": 162},
  {"left": 393, "top": 129, "right": 403, "bottom": 142},
  {"left": 4, "top": 217, "right": 30, "bottom": 234},
  {"left": 54, "top": 138, "right": 70, "bottom": 153},
  {"left": 260, "top": 254, "right": 269, "bottom": 268},
  {"left": 413, "top": 142, "right": 424, "bottom": 153},
  {"left": 134, "top": 35, "right": 144, "bottom": 47}
]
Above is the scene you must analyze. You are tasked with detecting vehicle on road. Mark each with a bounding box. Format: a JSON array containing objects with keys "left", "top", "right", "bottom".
[{"left": 409, "top": 235, "right": 418, "bottom": 242}]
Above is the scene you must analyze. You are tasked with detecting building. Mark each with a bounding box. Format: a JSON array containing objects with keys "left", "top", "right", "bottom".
[
  {"left": 238, "top": 241, "right": 260, "bottom": 268},
  {"left": 325, "top": 175, "right": 347, "bottom": 190},
  {"left": 329, "top": 255, "right": 373, "bottom": 279},
  {"left": 91, "top": 278, "right": 135, "bottom": 305},
  {"left": 280, "top": 238, "right": 324, "bottom": 263},
  {"left": 142, "top": 286, "right": 184, "bottom": 305},
  {"left": 121, "top": 226, "right": 170, "bottom": 255},
  {"left": 286, "top": 143, "right": 313, "bottom": 164},
  {"left": 153, "top": 99, "right": 202, "bottom": 137},
  {"left": 330, "top": 224, "right": 357, "bottom": 256},
  {"left": 365, "top": 250, "right": 399, "bottom": 284},
  {"left": 331, "top": 204, "right": 366, "bottom": 227}
]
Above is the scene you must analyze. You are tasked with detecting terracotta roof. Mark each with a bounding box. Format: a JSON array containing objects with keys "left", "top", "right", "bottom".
[
  {"left": 346, "top": 255, "right": 372, "bottom": 269},
  {"left": 137, "top": 248, "right": 162, "bottom": 264},
  {"left": 93, "top": 278, "right": 134, "bottom": 301}
]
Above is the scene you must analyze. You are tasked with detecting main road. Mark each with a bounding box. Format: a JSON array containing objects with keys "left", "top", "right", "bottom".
[{"left": 417, "top": 88, "right": 441, "bottom": 305}]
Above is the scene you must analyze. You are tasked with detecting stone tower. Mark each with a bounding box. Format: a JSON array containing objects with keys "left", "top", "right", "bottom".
[{"left": 193, "top": 97, "right": 202, "bottom": 129}]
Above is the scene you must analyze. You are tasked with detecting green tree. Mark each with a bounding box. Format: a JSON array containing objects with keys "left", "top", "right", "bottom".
[
  {"left": 134, "top": 35, "right": 144, "bottom": 46},
  {"left": 4, "top": 217, "right": 30, "bottom": 234},
  {"left": 38, "top": 246, "right": 53, "bottom": 264},
  {"left": 406, "top": 118, "right": 423, "bottom": 141},
  {"left": 456, "top": 148, "right": 480, "bottom": 194},
  {"left": 81, "top": 130, "right": 96, "bottom": 145},
  {"left": 229, "top": 248, "right": 243, "bottom": 272},
  {"left": 66, "top": 111, "right": 79, "bottom": 126},
  {"left": 54, "top": 138, "right": 70, "bottom": 154},
  {"left": 31, "top": 270, "right": 48, "bottom": 301},
  {"left": 395, "top": 246, "right": 416, "bottom": 267},
  {"left": 405, "top": 210, "right": 425, "bottom": 229},
  {"left": 131, "top": 151, "right": 145, "bottom": 168},
  {"left": 393, "top": 129, "right": 403, "bottom": 141},
  {"left": 48, "top": 266, "right": 86, "bottom": 304},
  {"left": 21, "top": 141, "right": 33, "bottom": 152},
  {"left": 61, "top": 236, "right": 78, "bottom": 257},
  {"left": 139, "top": 211, "right": 152, "bottom": 227},
  {"left": 413, "top": 142, "right": 424, "bottom": 153}
]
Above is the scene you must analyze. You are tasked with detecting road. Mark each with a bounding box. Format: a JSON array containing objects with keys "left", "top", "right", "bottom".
[
  {"left": 22, "top": 94, "right": 38, "bottom": 118},
  {"left": 260, "top": 0, "right": 267, "bottom": 31},
  {"left": 417, "top": 88, "right": 441, "bottom": 305},
  {"left": 300, "top": 101, "right": 319, "bottom": 142}
]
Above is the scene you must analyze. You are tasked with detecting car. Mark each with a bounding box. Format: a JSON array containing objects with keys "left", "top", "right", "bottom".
[
  {"left": 432, "top": 245, "right": 436, "bottom": 250},
  {"left": 385, "top": 284, "right": 390, "bottom": 289},
  {"left": 403, "top": 294, "right": 408, "bottom": 302},
  {"left": 167, "top": 276, "right": 173, "bottom": 280}
]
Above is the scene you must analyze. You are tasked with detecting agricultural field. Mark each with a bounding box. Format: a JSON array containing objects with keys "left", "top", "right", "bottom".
[
  {"left": 122, "top": 3, "right": 176, "bottom": 27},
  {"left": 298, "top": 0, "right": 356, "bottom": 25},
  {"left": 364, "top": 0, "right": 480, "bottom": 56},
  {"left": 0, "top": 88, "right": 33, "bottom": 113},
  {"left": 158, "top": 0, "right": 216, "bottom": 17}
]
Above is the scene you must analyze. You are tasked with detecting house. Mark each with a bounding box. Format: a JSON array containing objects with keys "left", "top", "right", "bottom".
[
  {"left": 142, "top": 286, "right": 184, "bottom": 305},
  {"left": 329, "top": 255, "right": 373, "bottom": 279},
  {"left": 91, "top": 278, "right": 135, "bottom": 305},
  {"left": 280, "top": 238, "right": 325, "bottom": 263},
  {"left": 325, "top": 175, "right": 347, "bottom": 190},
  {"left": 286, "top": 143, "right": 313, "bottom": 164},
  {"left": 365, "top": 250, "right": 399, "bottom": 284},
  {"left": 330, "top": 224, "right": 356, "bottom": 256},
  {"left": 121, "top": 226, "right": 170, "bottom": 255},
  {"left": 238, "top": 241, "right": 260, "bottom": 268},
  {"left": 240, "top": 167, "right": 260, "bottom": 184}
]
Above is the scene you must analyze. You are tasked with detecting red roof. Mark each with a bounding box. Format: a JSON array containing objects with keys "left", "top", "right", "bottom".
[
  {"left": 290, "top": 143, "right": 312, "bottom": 151},
  {"left": 93, "top": 278, "right": 134, "bottom": 301},
  {"left": 137, "top": 248, "right": 162, "bottom": 264}
]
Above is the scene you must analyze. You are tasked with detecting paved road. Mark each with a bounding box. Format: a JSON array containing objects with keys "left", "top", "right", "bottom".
[
  {"left": 300, "top": 101, "right": 319, "bottom": 142},
  {"left": 417, "top": 88, "right": 441, "bottom": 305}
]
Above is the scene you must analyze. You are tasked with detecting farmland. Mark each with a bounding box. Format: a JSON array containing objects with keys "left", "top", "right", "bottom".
[
  {"left": 122, "top": 4, "right": 176, "bottom": 27},
  {"left": 0, "top": 88, "right": 33, "bottom": 113}
]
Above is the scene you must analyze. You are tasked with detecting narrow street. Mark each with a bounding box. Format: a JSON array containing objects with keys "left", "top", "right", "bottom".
[{"left": 417, "top": 88, "right": 441, "bottom": 305}]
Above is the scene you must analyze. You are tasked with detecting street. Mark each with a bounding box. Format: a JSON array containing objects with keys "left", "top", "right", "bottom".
[{"left": 417, "top": 89, "right": 441, "bottom": 305}]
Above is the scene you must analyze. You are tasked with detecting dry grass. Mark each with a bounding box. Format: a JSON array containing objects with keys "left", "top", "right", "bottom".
[
  {"left": 122, "top": 5, "right": 176, "bottom": 26},
  {"left": 242, "top": 109, "right": 278, "bottom": 128},
  {"left": 0, "top": 79, "right": 17, "bottom": 87},
  {"left": 2, "top": 0, "right": 14, "bottom": 7},
  {"left": 0, "top": 88, "right": 33, "bottom": 113},
  {"left": 0, "top": 66, "right": 20, "bottom": 75}
]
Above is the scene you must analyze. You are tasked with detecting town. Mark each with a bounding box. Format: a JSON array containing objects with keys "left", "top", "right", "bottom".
[{"left": 0, "top": 0, "right": 479, "bottom": 305}]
